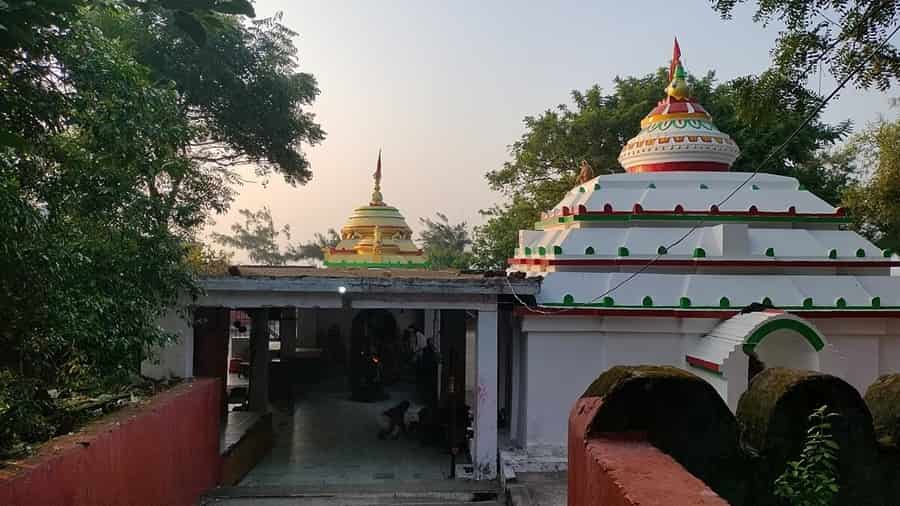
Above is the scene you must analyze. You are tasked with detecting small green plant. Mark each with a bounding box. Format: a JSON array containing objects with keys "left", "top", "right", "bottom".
[{"left": 774, "top": 405, "right": 840, "bottom": 506}]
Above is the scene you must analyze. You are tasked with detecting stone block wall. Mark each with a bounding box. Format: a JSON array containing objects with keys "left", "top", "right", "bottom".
[{"left": 568, "top": 366, "right": 900, "bottom": 506}]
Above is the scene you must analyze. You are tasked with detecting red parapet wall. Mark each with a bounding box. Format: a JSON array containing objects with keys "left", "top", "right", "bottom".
[
  {"left": 0, "top": 378, "right": 222, "bottom": 506},
  {"left": 569, "top": 397, "right": 728, "bottom": 506}
]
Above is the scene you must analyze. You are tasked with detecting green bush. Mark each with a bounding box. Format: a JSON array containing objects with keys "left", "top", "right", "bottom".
[{"left": 774, "top": 405, "right": 840, "bottom": 506}]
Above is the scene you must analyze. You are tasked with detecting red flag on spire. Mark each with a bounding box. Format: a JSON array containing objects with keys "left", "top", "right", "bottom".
[
  {"left": 374, "top": 149, "right": 382, "bottom": 182},
  {"left": 668, "top": 37, "right": 681, "bottom": 81}
]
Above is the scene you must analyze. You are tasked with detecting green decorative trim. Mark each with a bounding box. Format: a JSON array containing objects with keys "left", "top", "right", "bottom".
[
  {"left": 680, "top": 297, "right": 692, "bottom": 308},
  {"left": 657, "top": 245, "right": 668, "bottom": 255},
  {"left": 828, "top": 249, "right": 838, "bottom": 259},
  {"left": 885, "top": 249, "right": 895, "bottom": 258},
  {"left": 585, "top": 246, "right": 595, "bottom": 255},
  {"left": 872, "top": 296, "right": 881, "bottom": 308},
  {"left": 856, "top": 248, "right": 866, "bottom": 258},
  {"left": 693, "top": 248, "right": 706, "bottom": 258},
  {"left": 699, "top": 184, "right": 709, "bottom": 190},
  {"left": 648, "top": 183, "right": 656, "bottom": 189},
  {"left": 719, "top": 297, "right": 731, "bottom": 308},
  {"left": 743, "top": 318, "right": 825, "bottom": 353},
  {"left": 539, "top": 246, "right": 547, "bottom": 256},
  {"left": 553, "top": 245, "right": 563, "bottom": 254},
  {"left": 579, "top": 186, "right": 586, "bottom": 193},
  {"left": 761, "top": 296, "right": 773, "bottom": 306},
  {"left": 563, "top": 294, "right": 575, "bottom": 305},
  {"left": 765, "top": 247, "right": 775, "bottom": 257},
  {"left": 602, "top": 296, "right": 615, "bottom": 307},
  {"left": 534, "top": 213, "right": 850, "bottom": 230},
  {"left": 798, "top": 184, "right": 807, "bottom": 191},
  {"left": 803, "top": 297, "right": 814, "bottom": 308},
  {"left": 594, "top": 183, "right": 602, "bottom": 190},
  {"left": 524, "top": 247, "right": 532, "bottom": 256},
  {"left": 642, "top": 296, "right": 654, "bottom": 307},
  {"left": 835, "top": 297, "right": 847, "bottom": 308},
  {"left": 751, "top": 184, "right": 760, "bottom": 190},
  {"left": 618, "top": 246, "right": 630, "bottom": 257}
]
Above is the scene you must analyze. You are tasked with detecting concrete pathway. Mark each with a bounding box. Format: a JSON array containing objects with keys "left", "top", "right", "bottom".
[
  {"left": 239, "top": 377, "right": 449, "bottom": 486},
  {"left": 506, "top": 472, "right": 567, "bottom": 506}
]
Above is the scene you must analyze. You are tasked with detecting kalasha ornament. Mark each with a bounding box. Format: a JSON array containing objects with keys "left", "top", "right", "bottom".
[{"left": 617, "top": 39, "right": 740, "bottom": 173}]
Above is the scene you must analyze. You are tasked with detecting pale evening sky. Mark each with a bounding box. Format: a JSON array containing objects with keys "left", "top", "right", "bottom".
[{"left": 209, "top": 1, "right": 899, "bottom": 261}]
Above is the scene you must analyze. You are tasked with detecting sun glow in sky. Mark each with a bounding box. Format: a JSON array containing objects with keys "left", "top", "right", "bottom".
[{"left": 210, "top": 0, "right": 899, "bottom": 260}]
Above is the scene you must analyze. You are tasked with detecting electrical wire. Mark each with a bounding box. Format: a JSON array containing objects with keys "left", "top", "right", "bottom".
[{"left": 511, "top": 20, "right": 900, "bottom": 315}]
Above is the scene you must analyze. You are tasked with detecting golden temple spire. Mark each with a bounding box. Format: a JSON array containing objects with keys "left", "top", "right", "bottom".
[{"left": 371, "top": 149, "right": 384, "bottom": 206}]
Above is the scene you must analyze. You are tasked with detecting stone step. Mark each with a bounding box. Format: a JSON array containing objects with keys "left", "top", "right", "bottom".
[{"left": 201, "top": 481, "right": 502, "bottom": 505}]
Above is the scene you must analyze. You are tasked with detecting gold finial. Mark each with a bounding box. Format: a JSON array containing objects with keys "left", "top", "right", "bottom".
[
  {"left": 577, "top": 160, "right": 593, "bottom": 184},
  {"left": 371, "top": 149, "right": 384, "bottom": 206},
  {"left": 665, "top": 62, "right": 690, "bottom": 100}
]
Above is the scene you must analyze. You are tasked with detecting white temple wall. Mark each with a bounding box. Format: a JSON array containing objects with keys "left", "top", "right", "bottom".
[
  {"left": 519, "top": 322, "right": 687, "bottom": 448},
  {"left": 879, "top": 333, "right": 900, "bottom": 376},
  {"left": 825, "top": 334, "right": 879, "bottom": 393},
  {"left": 142, "top": 310, "right": 194, "bottom": 380}
]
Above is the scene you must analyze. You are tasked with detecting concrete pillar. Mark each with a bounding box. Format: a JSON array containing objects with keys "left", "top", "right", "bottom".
[
  {"left": 509, "top": 318, "right": 522, "bottom": 446},
  {"left": 474, "top": 309, "right": 498, "bottom": 480},
  {"left": 280, "top": 308, "right": 298, "bottom": 358},
  {"left": 248, "top": 309, "right": 269, "bottom": 412},
  {"left": 424, "top": 309, "right": 440, "bottom": 351}
]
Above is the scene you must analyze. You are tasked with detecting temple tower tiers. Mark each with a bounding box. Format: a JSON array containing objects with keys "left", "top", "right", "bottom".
[
  {"left": 323, "top": 151, "right": 428, "bottom": 268},
  {"left": 507, "top": 40, "right": 900, "bottom": 336}
]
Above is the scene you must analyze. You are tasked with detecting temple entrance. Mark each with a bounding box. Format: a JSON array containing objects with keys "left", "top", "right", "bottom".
[
  {"left": 745, "top": 317, "right": 826, "bottom": 375},
  {"left": 227, "top": 307, "right": 471, "bottom": 486}
]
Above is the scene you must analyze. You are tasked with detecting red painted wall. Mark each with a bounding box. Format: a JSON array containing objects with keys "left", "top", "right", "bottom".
[
  {"left": 0, "top": 379, "right": 222, "bottom": 506},
  {"left": 569, "top": 396, "right": 728, "bottom": 506}
]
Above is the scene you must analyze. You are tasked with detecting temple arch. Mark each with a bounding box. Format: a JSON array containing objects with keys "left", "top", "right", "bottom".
[{"left": 685, "top": 311, "right": 835, "bottom": 411}]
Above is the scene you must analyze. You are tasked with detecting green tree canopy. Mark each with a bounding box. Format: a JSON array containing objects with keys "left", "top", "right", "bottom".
[
  {"left": 712, "top": 0, "right": 900, "bottom": 90},
  {"left": 843, "top": 118, "right": 900, "bottom": 252},
  {"left": 472, "top": 68, "right": 852, "bottom": 269},
  {"left": 212, "top": 207, "right": 339, "bottom": 264},
  {"left": 419, "top": 213, "right": 473, "bottom": 270},
  {"left": 0, "top": 1, "right": 322, "bottom": 455}
]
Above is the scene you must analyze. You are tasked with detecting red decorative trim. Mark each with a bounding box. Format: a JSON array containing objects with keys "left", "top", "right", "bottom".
[
  {"left": 514, "top": 307, "right": 900, "bottom": 318},
  {"left": 626, "top": 161, "right": 729, "bottom": 173},
  {"left": 507, "top": 257, "right": 900, "bottom": 268},
  {"left": 564, "top": 208, "right": 844, "bottom": 219},
  {"left": 685, "top": 355, "right": 720, "bottom": 373}
]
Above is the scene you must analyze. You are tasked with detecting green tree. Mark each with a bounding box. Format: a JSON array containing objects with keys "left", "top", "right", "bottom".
[
  {"left": 472, "top": 69, "right": 851, "bottom": 269},
  {"left": 212, "top": 207, "right": 295, "bottom": 265},
  {"left": 843, "top": 118, "right": 900, "bottom": 252},
  {"left": 0, "top": 1, "right": 323, "bottom": 455},
  {"left": 213, "top": 207, "right": 340, "bottom": 263},
  {"left": 419, "top": 213, "right": 473, "bottom": 270},
  {"left": 712, "top": 0, "right": 900, "bottom": 90},
  {"left": 289, "top": 229, "right": 341, "bottom": 261}
]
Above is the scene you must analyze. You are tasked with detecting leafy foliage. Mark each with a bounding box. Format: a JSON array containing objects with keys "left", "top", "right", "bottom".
[
  {"left": 290, "top": 229, "right": 341, "bottom": 261},
  {"left": 1, "top": 1, "right": 322, "bottom": 456},
  {"left": 712, "top": 0, "right": 900, "bottom": 91},
  {"left": 471, "top": 68, "right": 852, "bottom": 269},
  {"left": 843, "top": 118, "right": 900, "bottom": 252},
  {"left": 419, "top": 213, "right": 473, "bottom": 270},
  {"left": 774, "top": 405, "right": 841, "bottom": 506},
  {"left": 212, "top": 207, "right": 339, "bottom": 263}
]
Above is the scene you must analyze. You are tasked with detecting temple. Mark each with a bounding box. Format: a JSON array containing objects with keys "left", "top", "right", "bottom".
[
  {"left": 141, "top": 41, "right": 900, "bottom": 485},
  {"left": 505, "top": 41, "right": 900, "bottom": 451},
  {"left": 323, "top": 151, "right": 428, "bottom": 268}
]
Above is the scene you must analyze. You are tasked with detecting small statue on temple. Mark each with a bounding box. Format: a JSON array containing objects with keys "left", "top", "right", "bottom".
[{"left": 577, "top": 159, "right": 593, "bottom": 184}]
